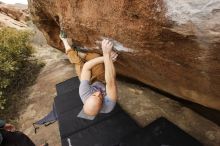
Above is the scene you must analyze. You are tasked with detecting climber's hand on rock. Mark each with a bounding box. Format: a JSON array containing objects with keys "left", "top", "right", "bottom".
[
  {"left": 102, "top": 39, "right": 113, "bottom": 54},
  {"left": 59, "top": 34, "right": 66, "bottom": 41},
  {"left": 111, "top": 51, "right": 118, "bottom": 62}
]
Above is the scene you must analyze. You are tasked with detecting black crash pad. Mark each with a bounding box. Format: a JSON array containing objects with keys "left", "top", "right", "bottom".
[
  {"left": 54, "top": 77, "right": 140, "bottom": 146},
  {"left": 120, "top": 117, "right": 203, "bottom": 146},
  {"left": 56, "top": 77, "right": 80, "bottom": 95},
  {"left": 55, "top": 77, "right": 202, "bottom": 146}
]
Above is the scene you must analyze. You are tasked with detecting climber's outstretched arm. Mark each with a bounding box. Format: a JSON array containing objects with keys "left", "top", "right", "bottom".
[
  {"left": 102, "top": 40, "right": 117, "bottom": 102},
  {"left": 80, "top": 57, "right": 104, "bottom": 81}
]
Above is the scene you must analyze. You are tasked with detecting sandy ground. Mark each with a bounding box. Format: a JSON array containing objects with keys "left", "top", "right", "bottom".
[{"left": 17, "top": 44, "right": 220, "bottom": 146}]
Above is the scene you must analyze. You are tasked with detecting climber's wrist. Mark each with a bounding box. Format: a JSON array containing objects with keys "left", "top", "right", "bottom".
[
  {"left": 62, "top": 38, "right": 68, "bottom": 42},
  {"left": 103, "top": 52, "right": 111, "bottom": 56}
]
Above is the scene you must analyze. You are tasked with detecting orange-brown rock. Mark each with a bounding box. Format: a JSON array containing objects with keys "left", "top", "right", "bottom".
[
  {"left": 0, "top": 3, "right": 29, "bottom": 22},
  {"left": 28, "top": 0, "right": 220, "bottom": 110}
]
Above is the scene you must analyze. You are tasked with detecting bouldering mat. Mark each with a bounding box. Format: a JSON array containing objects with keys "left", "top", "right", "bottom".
[
  {"left": 55, "top": 77, "right": 202, "bottom": 146},
  {"left": 54, "top": 77, "right": 140, "bottom": 146},
  {"left": 56, "top": 77, "right": 80, "bottom": 95},
  {"left": 119, "top": 117, "right": 203, "bottom": 146}
]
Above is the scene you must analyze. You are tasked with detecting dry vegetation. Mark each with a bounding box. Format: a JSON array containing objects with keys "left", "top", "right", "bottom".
[{"left": 0, "top": 27, "right": 44, "bottom": 122}]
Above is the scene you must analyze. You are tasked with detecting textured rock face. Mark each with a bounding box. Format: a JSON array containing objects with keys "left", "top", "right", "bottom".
[
  {"left": 28, "top": 0, "right": 220, "bottom": 110},
  {"left": 0, "top": 3, "right": 29, "bottom": 22},
  {"left": 0, "top": 3, "right": 29, "bottom": 29}
]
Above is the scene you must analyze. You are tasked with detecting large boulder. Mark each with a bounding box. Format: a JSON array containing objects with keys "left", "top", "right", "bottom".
[
  {"left": 28, "top": 0, "right": 220, "bottom": 110},
  {"left": 0, "top": 3, "right": 29, "bottom": 22},
  {"left": 0, "top": 3, "right": 29, "bottom": 29}
]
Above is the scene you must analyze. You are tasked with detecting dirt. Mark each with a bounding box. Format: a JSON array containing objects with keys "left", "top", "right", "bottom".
[{"left": 18, "top": 44, "right": 72, "bottom": 146}]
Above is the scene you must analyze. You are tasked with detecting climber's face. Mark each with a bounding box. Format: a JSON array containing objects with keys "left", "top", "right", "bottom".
[{"left": 83, "top": 91, "right": 103, "bottom": 116}]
